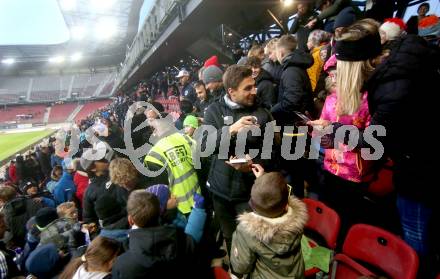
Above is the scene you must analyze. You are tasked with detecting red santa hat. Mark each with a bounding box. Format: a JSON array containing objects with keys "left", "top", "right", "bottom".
[
  {"left": 380, "top": 18, "right": 407, "bottom": 41},
  {"left": 203, "top": 55, "right": 221, "bottom": 68}
]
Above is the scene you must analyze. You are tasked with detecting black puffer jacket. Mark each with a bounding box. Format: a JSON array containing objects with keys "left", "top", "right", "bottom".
[
  {"left": 256, "top": 69, "right": 276, "bottom": 109},
  {"left": 112, "top": 226, "right": 196, "bottom": 278},
  {"left": 271, "top": 51, "right": 314, "bottom": 126},
  {"left": 261, "top": 58, "right": 282, "bottom": 85},
  {"left": 202, "top": 96, "right": 277, "bottom": 202},
  {"left": 360, "top": 35, "right": 439, "bottom": 205}
]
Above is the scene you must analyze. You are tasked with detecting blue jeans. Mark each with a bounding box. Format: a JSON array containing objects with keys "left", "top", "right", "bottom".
[{"left": 397, "top": 195, "right": 433, "bottom": 256}]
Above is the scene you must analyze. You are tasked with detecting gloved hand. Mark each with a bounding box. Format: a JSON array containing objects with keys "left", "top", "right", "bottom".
[{"left": 193, "top": 193, "right": 204, "bottom": 209}]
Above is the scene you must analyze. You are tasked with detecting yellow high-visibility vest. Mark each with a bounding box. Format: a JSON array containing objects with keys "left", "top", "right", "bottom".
[{"left": 144, "top": 132, "right": 200, "bottom": 214}]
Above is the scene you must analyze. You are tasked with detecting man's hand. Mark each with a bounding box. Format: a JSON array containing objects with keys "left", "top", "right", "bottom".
[
  {"left": 251, "top": 164, "right": 265, "bottom": 178},
  {"left": 305, "top": 18, "right": 317, "bottom": 29},
  {"left": 167, "top": 194, "right": 178, "bottom": 210},
  {"left": 226, "top": 155, "right": 253, "bottom": 173},
  {"left": 307, "top": 119, "right": 331, "bottom": 128},
  {"left": 229, "top": 116, "right": 259, "bottom": 136}
]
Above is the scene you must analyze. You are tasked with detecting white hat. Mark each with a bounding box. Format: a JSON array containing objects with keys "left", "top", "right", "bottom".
[
  {"left": 176, "top": 70, "right": 190, "bottom": 78},
  {"left": 380, "top": 21, "right": 404, "bottom": 42}
]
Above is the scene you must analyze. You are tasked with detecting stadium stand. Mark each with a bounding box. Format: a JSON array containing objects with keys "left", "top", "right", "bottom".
[
  {"left": 47, "top": 103, "right": 78, "bottom": 123},
  {"left": 0, "top": 104, "right": 46, "bottom": 124},
  {"left": 74, "top": 99, "right": 112, "bottom": 122}
]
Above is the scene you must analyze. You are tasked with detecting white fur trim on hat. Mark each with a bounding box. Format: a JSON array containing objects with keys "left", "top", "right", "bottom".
[{"left": 380, "top": 21, "right": 402, "bottom": 41}]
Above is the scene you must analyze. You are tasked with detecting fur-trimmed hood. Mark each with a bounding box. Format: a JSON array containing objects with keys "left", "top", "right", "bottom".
[{"left": 237, "top": 197, "right": 308, "bottom": 244}]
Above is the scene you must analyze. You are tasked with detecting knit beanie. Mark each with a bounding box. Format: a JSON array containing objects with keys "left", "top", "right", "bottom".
[
  {"left": 202, "top": 65, "right": 223, "bottom": 84},
  {"left": 95, "top": 195, "right": 124, "bottom": 226},
  {"left": 380, "top": 18, "right": 407, "bottom": 41},
  {"left": 35, "top": 207, "right": 58, "bottom": 229},
  {"left": 333, "top": 6, "right": 356, "bottom": 30},
  {"left": 25, "top": 243, "right": 60, "bottom": 278},
  {"left": 249, "top": 172, "right": 289, "bottom": 218},
  {"left": 146, "top": 184, "right": 170, "bottom": 213},
  {"left": 204, "top": 55, "right": 221, "bottom": 68},
  {"left": 183, "top": 115, "right": 199, "bottom": 129}
]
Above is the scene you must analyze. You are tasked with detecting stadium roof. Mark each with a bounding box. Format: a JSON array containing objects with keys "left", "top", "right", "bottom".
[{"left": 0, "top": 0, "right": 145, "bottom": 74}]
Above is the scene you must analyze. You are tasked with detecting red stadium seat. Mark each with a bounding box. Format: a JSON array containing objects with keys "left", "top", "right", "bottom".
[
  {"left": 303, "top": 198, "right": 341, "bottom": 277},
  {"left": 331, "top": 224, "right": 419, "bottom": 279},
  {"left": 303, "top": 198, "right": 341, "bottom": 250}
]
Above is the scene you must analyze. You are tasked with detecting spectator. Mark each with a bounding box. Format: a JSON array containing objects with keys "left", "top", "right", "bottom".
[
  {"left": 183, "top": 115, "right": 199, "bottom": 138},
  {"left": 406, "top": 2, "right": 430, "bottom": 35},
  {"left": 7, "top": 159, "right": 17, "bottom": 185},
  {"left": 364, "top": 0, "right": 396, "bottom": 23},
  {"left": 21, "top": 180, "right": 56, "bottom": 208},
  {"left": 46, "top": 165, "right": 63, "bottom": 194},
  {"left": 25, "top": 243, "right": 67, "bottom": 278},
  {"left": 175, "top": 100, "right": 194, "bottom": 130},
  {"left": 0, "top": 185, "right": 42, "bottom": 246},
  {"left": 379, "top": 18, "right": 407, "bottom": 45},
  {"left": 247, "top": 45, "right": 265, "bottom": 61},
  {"left": 37, "top": 140, "right": 52, "bottom": 179},
  {"left": 306, "top": 30, "right": 332, "bottom": 92},
  {"left": 57, "top": 202, "right": 79, "bottom": 221},
  {"left": 59, "top": 236, "right": 120, "bottom": 279},
  {"left": 193, "top": 81, "right": 212, "bottom": 118},
  {"left": 202, "top": 65, "right": 278, "bottom": 261},
  {"left": 111, "top": 190, "right": 201, "bottom": 278},
  {"left": 0, "top": 212, "right": 21, "bottom": 278},
  {"left": 202, "top": 65, "right": 225, "bottom": 101},
  {"left": 53, "top": 158, "right": 76, "bottom": 205},
  {"left": 272, "top": 35, "right": 314, "bottom": 198},
  {"left": 262, "top": 38, "right": 283, "bottom": 85},
  {"left": 231, "top": 172, "right": 307, "bottom": 279},
  {"left": 176, "top": 69, "right": 197, "bottom": 103},
  {"left": 73, "top": 158, "right": 89, "bottom": 208},
  {"left": 245, "top": 56, "right": 276, "bottom": 109},
  {"left": 290, "top": 2, "right": 320, "bottom": 51}
]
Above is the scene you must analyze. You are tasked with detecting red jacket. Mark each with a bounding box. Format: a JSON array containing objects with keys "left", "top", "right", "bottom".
[
  {"left": 8, "top": 164, "right": 17, "bottom": 184},
  {"left": 74, "top": 171, "right": 89, "bottom": 207}
]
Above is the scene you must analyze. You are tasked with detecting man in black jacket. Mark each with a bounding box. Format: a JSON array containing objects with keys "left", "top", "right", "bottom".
[
  {"left": 194, "top": 81, "right": 213, "bottom": 118},
  {"left": 271, "top": 34, "right": 314, "bottom": 198},
  {"left": 202, "top": 65, "right": 277, "bottom": 257},
  {"left": 245, "top": 56, "right": 276, "bottom": 109},
  {"left": 112, "top": 190, "right": 197, "bottom": 278},
  {"left": 289, "top": 2, "right": 320, "bottom": 51},
  {"left": 177, "top": 69, "right": 197, "bottom": 103}
]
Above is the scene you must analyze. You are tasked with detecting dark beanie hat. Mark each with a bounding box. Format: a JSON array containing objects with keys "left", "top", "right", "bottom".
[
  {"left": 95, "top": 195, "right": 124, "bottom": 226},
  {"left": 250, "top": 172, "right": 289, "bottom": 218},
  {"left": 333, "top": 7, "right": 356, "bottom": 30},
  {"left": 35, "top": 208, "right": 58, "bottom": 229}
]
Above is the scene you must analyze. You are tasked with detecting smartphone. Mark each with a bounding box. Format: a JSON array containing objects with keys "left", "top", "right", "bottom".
[
  {"left": 229, "top": 158, "right": 248, "bottom": 164},
  {"left": 293, "top": 111, "right": 311, "bottom": 122}
]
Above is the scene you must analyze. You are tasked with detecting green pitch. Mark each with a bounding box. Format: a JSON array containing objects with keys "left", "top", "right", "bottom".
[{"left": 0, "top": 130, "right": 54, "bottom": 162}]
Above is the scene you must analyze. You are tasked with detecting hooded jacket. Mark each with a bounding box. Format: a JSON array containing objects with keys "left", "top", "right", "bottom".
[
  {"left": 256, "top": 69, "right": 276, "bottom": 109},
  {"left": 111, "top": 226, "right": 196, "bottom": 278},
  {"left": 231, "top": 197, "right": 308, "bottom": 279},
  {"left": 261, "top": 58, "right": 282, "bottom": 85},
  {"left": 53, "top": 172, "right": 76, "bottom": 205},
  {"left": 271, "top": 51, "right": 314, "bottom": 126},
  {"left": 202, "top": 95, "right": 277, "bottom": 202}
]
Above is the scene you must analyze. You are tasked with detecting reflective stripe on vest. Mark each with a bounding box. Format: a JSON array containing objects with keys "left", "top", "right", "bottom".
[{"left": 144, "top": 133, "right": 199, "bottom": 214}]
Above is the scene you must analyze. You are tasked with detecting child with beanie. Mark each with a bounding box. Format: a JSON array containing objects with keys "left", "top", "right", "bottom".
[
  {"left": 230, "top": 172, "right": 308, "bottom": 279},
  {"left": 379, "top": 18, "right": 407, "bottom": 45},
  {"left": 183, "top": 115, "right": 199, "bottom": 137}
]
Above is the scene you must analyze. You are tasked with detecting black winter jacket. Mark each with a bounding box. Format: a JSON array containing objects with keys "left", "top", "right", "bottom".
[
  {"left": 261, "top": 58, "right": 282, "bottom": 86},
  {"left": 256, "top": 69, "right": 276, "bottom": 109},
  {"left": 111, "top": 226, "right": 196, "bottom": 278},
  {"left": 202, "top": 96, "right": 278, "bottom": 202},
  {"left": 271, "top": 51, "right": 314, "bottom": 126},
  {"left": 364, "top": 35, "right": 439, "bottom": 205}
]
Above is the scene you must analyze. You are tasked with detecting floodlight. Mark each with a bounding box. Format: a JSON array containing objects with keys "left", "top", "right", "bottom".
[
  {"left": 71, "top": 52, "right": 83, "bottom": 62},
  {"left": 71, "top": 26, "right": 86, "bottom": 40},
  {"left": 1, "top": 58, "right": 15, "bottom": 65},
  {"left": 60, "top": 0, "right": 76, "bottom": 11},
  {"left": 95, "top": 18, "right": 118, "bottom": 40},
  {"left": 228, "top": 32, "right": 233, "bottom": 36},
  {"left": 281, "top": 0, "right": 293, "bottom": 7},
  {"left": 49, "top": 56, "right": 65, "bottom": 63}
]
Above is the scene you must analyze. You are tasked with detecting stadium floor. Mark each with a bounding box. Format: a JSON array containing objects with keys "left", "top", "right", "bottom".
[{"left": 0, "top": 129, "right": 54, "bottom": 162}]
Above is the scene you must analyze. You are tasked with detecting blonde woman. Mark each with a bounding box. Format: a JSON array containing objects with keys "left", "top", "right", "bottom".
[{"left": 309, "top": 19, "right": 440, "bottom": 275}]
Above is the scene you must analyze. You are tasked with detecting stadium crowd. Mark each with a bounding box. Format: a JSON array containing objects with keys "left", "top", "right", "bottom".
[{"left": 1, "top": 0, "right": 439, "bottom": 278}]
